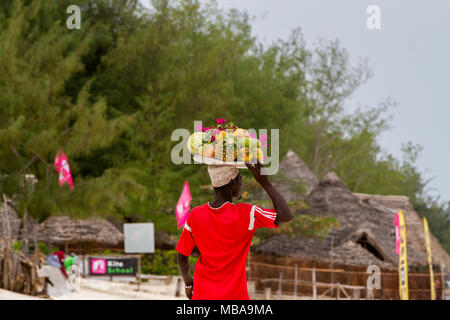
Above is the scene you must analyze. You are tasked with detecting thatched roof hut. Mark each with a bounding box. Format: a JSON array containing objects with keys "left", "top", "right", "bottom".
[
  {"left": 255, "top": 152, "right": 450, "bottom": 269},
  {"left": 277, "top": 150, "right": 318, "bottom": 198},
  {"left": 36, "top": 216, "right": 124, "bottom": 247},
  {"left": 355, "top": 193, "right": 450, "bottom": 268}
]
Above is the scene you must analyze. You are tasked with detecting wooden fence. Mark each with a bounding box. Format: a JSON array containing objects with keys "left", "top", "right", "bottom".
[
  {"left": 247, "top": 255, "right": 447, "bottom": 300},
  {"left": 1, "top": 194, "right": 45, "bottom": 296},
  {"left": 0, "top": 240, "right": 44, "bottom": 295}
]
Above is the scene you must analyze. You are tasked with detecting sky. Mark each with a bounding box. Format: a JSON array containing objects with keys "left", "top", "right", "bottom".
[{"left": 141, "top": 0, "right": 450, "bottom": 202}]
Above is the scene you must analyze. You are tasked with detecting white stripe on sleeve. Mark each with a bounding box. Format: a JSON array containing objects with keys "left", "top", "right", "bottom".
[
  {"left": 258, "top": 212, "right": 276, "bottom": 220},
  {"left": 248, "top": 205, "right": 256, "bottom": 230},
  {"left": 255, "top": 207, "right": 277, "bottom": 220},
  {"left": 184, "top": 222, "right": 191, "bottom": 232},
  {"left": 254, "top": 206, "right": 276, "bottom": 215}
]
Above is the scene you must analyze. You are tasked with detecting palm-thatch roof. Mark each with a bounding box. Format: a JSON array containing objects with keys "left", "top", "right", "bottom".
[
  {"left": 255, "top": 152, "right": 450, "bottom": 269},
  {"left": 254, "top": 149, "right": 319, "bottom": 201},
  {"left": 355, "top": 193, "right": 450, "bottom": 267},
  {"left": 36, "top": 216, "right": 124, "bottom": 246}
]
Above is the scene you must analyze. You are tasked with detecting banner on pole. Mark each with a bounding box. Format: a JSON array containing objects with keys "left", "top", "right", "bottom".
[
  {"left": 175, "top": 181, "right": 192, "bottom": 228},
  {"left": 394, "top": 212, "right": 401, "bottom": 255},
  {"left": 423, "top": 217, "right": 436, "bottom": 300},
  {"left": 395, "top": 210, "right": 409, "bottom": 300},
  {"left": 54, "top": 151, "right": 74, "bottom": 190}
]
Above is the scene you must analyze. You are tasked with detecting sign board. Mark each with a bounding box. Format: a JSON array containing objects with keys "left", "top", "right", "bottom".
[
  {"left": 89, "top": 257, "right": 138, "bottom": 276},
  {"left": 124, "top": 223, "right": 155, "bottom": 253}
]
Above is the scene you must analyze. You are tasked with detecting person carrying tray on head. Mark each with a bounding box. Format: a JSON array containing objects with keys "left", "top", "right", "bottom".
[{"left": 176, "top": 162, "right": 293, "bottom": 300}]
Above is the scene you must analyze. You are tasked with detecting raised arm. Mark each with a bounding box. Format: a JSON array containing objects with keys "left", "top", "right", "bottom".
[{"left": 246, "top": 163, "right": 294, "bottom": 223}]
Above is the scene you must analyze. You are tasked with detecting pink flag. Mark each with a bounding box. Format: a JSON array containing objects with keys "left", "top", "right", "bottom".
[
  {"left": 54, "top": 151, "right": 74, "bottom": 190},
  {"left": 394, "top": 211, "right": 401, "bottom": 255},
  {"left": 176, "top": 181, "right": 192, "bottom": 228}
]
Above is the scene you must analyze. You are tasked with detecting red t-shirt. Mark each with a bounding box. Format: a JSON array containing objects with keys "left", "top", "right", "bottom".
[{"left": 176, "top": 202, "right": 279, "bottom": 300}]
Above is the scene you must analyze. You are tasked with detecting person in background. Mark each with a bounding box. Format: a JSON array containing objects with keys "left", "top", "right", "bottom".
[
  {"left": 51, "top": 247, "right": 68, "bottom": 279},
  {"left": 176, "top": 163, "right": 293, "bottom": 300},
  {"left": 64, "top": 253, "right": 78, "bottom": 273}
]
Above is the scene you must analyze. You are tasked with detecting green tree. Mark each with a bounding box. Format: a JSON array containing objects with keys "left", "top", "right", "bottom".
[{"left": 0, "top": 0, "right": 448, "bottom": 252}]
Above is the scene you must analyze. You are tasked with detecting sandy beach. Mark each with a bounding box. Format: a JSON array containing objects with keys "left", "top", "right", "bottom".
[{"left": 0, "top": 276, "right": 188, "bottom": 300}]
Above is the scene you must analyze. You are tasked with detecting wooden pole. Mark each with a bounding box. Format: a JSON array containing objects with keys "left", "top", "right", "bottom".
[
  {"left": 366, "top": 287, "right": 374, "bottom": 300},
  {"left": 2, "top": 195, "right": 12, "bottom": 291},
  {"left": 175, "top": 277, "right": 182, "bottom": 297},
  {"left": 1, "top": 196, "right": 6, "bottom": 240},
  {"left": 265, "top": 287, "right": 271, "bottom": 300},
  {"left": 312, "top": 267, "right": 317, "bottom": 300},
  {"left": 82, "top": 255, "right": 87, "bottom": 278},
  {"left": 137, "top": 255, "right": 141, "bottom": 291},
  {"left": 277, "top": 272, "right": 283, "bottom": 300},
  {"left": 353, "top": 288, "right": 361, "bottom": 300},
  {"left": 10, "top": 252, "right": 18, "bottom": 289},
  {"left": 294, "top": 264, "right": 298, "bottom": 300},
  {"left": 441, "top": 263, "right": 446, "bottom": 300},
  {"left": 23, "top": 208, "right": 29, "bottom": 256},
  {"left": 330, "top": 234, "right": 335, "bottom": 297},
  {"left": 248, "top": 281, "right": 255, "bottom": 299},
  {"left": 2, "top": 242, "right": 8, "bottom": 290},
  {"left": 2, "top": 194, "right": 12, "bottom": 243}
]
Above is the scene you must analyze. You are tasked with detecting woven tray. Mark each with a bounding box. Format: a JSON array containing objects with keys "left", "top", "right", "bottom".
[{"left": 193, "top": 154, "right": 264, "bottom": 168}]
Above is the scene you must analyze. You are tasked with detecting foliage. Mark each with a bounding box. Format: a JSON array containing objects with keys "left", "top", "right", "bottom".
[
  {"left": 36, "top": 241, "right": 58, "bottom": 256},
  {"left": 97, "top": 249, "right": 123, "bottom": 255},
  {"left": 0, "top": 0, "right": 448, "bottom": 252},
  {"left": 253, "top": 214, "right": 340, "bottom": 246},
  {"left": 13, "top": 241, "right": 23, "bottom": 251},
  {"left": 413, "top": 198, "right": 450, "bottom": 253},
  {"left": 141, "top": 249, "right": 198, "bottom": 275}
]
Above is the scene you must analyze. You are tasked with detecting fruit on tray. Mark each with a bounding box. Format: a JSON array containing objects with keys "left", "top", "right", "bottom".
[
  {"left": 214, "top": 141, "right": 237, "bottom": 162},
  {"left": 215, "top": 130, "right": 227, "bottom": 143},
  {"left": 233, "top": 128, "right": 249, "bottom": 138},
  {"left": 253, "top": 148, "right": 264, "bottom": 161},
  {"left": 201, "top": 144, "right": 215, "bottom": 158},
  {"left": 214, "top": 141, "right": 226, "bottom": 161},
  {"left": 237, "top": 147, "right": 252, "bottom": 162},
  {"left": 225, "top": 148, "right": 237, "bottom": 162},
  {"left": 237, "top": 137, "right": 249, "bottom": 149},
  {"left": 250, "top": 138, "right": 262, "bottom": 148},
  {"left": 187, "top": 132, "right": 206, "bottom": 154},
  {"left": 188, "top": 119, "right": 266, "bottom": 164}
]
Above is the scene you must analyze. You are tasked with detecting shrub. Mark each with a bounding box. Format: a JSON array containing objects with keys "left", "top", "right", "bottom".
[
  {"left": 13, "top": 241, "right": 23, "bottom": 251},
  {"left": 36, "top": 241, "right": 58, "bottom": 256},
  {"left": 254, "top": 213, "right": 340, "bottom": 243},
  {"left": 141, "top": 249, "right": 198, "bottom": 275}
]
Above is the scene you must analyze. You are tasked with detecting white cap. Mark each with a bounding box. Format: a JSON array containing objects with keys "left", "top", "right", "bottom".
[{"left": 207, "top": 165, "right": 239, "bottom": 187}]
